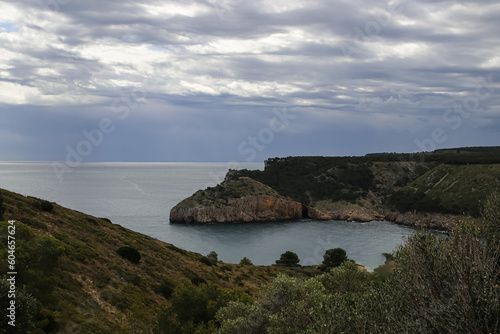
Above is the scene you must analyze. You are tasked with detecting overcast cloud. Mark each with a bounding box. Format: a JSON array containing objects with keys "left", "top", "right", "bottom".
[{"left": 0, "top": 0, "right": 499, "bottom": 162}]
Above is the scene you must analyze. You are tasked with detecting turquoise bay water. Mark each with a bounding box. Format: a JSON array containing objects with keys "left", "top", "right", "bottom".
[{"left": 0, "top": 162, "right": 414, "bottom": 270}]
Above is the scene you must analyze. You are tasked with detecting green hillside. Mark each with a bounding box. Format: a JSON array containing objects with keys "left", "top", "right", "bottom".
[
  {"left": 389, "top": 164, "right": 500, "bottom": 216},
  {"left": 0, "top": 189, "right": 315, "bottom": 333},
  {"left": 230, "top": 146, "right": 500, "bottom": 216}
]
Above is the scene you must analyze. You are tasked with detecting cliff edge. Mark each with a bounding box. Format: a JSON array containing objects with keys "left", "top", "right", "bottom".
[
  {"left": 170, "top": 147, "right": 500, "bottom": 227},
  {"left": 169, "top": 177, "right": 305, "bottom": 223}
]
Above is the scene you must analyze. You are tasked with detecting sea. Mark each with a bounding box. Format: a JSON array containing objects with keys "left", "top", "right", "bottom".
[{"left": 0, "top": 162, "right": 415, "bottom": 270}]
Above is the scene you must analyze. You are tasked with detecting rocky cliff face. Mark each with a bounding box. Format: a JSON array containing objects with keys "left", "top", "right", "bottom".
[
  {"left": 169, "top": 177, "right": 306, "bottom": 223},
  {"left": 170, "top": 195, "right": 304, "bottom": 223},
  {"left": 169, "top": 169, "right": 470, "bottom": 226}
]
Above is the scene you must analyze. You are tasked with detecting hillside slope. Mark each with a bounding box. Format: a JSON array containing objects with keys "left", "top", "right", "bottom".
[
  {"left": 171, "top": 147, "right": 500, "bottom": 226},
  {"left": 0, "top": 188, "right": 314, "bottom": 333}
]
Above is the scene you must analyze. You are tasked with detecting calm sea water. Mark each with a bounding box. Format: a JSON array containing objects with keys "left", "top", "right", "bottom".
[{"left": 0, "top": 162, "right": 414, "bottom": 270}]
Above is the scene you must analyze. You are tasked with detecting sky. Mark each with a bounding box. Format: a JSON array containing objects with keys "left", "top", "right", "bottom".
[{"left": 0, "top": 0, "right": 499, "bottom": 163}]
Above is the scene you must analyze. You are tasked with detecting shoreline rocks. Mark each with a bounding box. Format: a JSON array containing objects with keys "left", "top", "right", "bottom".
[
  {"left": 306, "top": 206, "right": 385, "bottom": 223},
  {"left": 384, "top": 211, "right": 462, "bottom": 231},
  {"left": 170, "top": 195, "right": 304, "bottom": 223}
]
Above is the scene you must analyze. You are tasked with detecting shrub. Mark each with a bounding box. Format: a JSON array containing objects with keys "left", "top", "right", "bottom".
[
  {"left": 322, "top": 248, "right": 348, "bottom": 269},
  {"left": 318, "top": 261, "right": 370, "bottom": 293},
  {"left": 275, "top": 251, "right": 299, "bottom": 267},
  {"left": 156, "top": 280, "right": 252, "bottom": 333},
  {"left": 117, "top": 246, "right": 141, "bottom": 264},
  {"left": 389, "top": 220, "right": 500, "bottom": 333},
  {"left": 200, "top": 251, "right": 218, "bottom": 266},
  {"left": 31, "top": 234, "right": 66, "bottom": 271},
  {"left": 190, "top": 276, "right": 207, "bottom": 286},
  {"left": 155, "top": 279, "right": 176, "bottom": 300},
  {"left": 199, "top": 256, "right": 214, "bottom": 266},
  {"left": 0, "top": 279, "right": 40, "bottom": 332},
  {"left": 40, "top": 200, "right": 54, "bottom": 212},
  {"left": 217, "top": 274, "right": 328, "bottom": 333},
  {"left": 239, "top": 257, "right": 253, "bottom": 266},
  {"left": 482, "top": 189, "right": 500, "bottom": 239},
  {"left": 207, "top": 251, "right": 218, "bottom": 264}
]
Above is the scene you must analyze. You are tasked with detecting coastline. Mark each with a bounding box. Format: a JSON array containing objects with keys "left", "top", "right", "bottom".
[{"left": 384, "top": 211, "right": 462, "bottom": 231}]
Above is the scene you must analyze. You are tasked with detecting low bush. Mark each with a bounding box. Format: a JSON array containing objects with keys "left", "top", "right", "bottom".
[
  {"left": 199, "top": 256, "right": 214, "bottom": 266},
  {"left": 275, "top": 251, "right": 300, "bottom": 267},
  {"left": 41, "top": 200, "right": 54, "bottom": 212},
  {"left": 117, "top": 246, "right": 141, "bottom": 264},
  {"left": 154, "top": 279, "right": 176, "bottom": 300},
  {"left": 200, "top": 251, "right": 218, "bottom": 266}
]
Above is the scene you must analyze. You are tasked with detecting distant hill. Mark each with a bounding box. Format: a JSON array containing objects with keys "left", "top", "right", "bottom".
[
  {"left": 231, "top": 146, "right": 500, "bottom": 217},
  {"left": 0, "top": 188, "right": 314, "bottom": 332},
  {"left": 171, "top": 146, "right": 500, "bottom": 226}
]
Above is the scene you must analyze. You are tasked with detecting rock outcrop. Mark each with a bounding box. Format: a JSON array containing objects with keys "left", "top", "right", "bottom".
[
  {"left": 384, "top": 211, "right": 461, "bottom": 231},
  {"left": 307, "top": 207, "right": 385, "bottom": 222},
  {"left": 169, "top": 173, "right": 462, "bottom": 226},
  {"left": 169, "top": 177, "right": 305, "bottom": 223},
  {"left": 170, "top": 194, "right": 304, "bottom": 223}
]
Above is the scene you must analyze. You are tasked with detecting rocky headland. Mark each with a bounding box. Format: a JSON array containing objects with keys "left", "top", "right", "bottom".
[
  {"left": 170, "top": 194, "right": 303, "bottom": 223},
  {"left": 169, "top": 176, "right": 389, "bottom": 224},
  {"left": 170, "top": 148, "right": 500, "bottom": 229},
  {"left": 169, "top": 177, "right": 305, "bottom": 223}
]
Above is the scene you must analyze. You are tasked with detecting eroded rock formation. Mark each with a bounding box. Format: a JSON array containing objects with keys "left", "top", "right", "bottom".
[{"left": 170, "top": 195, "right": 304, "bottom": 223}]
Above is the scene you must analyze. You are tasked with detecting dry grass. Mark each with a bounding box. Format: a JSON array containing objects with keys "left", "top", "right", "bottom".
[{"left": 0, "top": 188, "right": 319, "bottom": 332}]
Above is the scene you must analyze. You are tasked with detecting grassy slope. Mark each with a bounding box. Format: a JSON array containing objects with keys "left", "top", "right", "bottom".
[
  {"left": 228, "top": 148, "right": 500, "bottom": 217},
  {"left": 0, "top": 188, "right": 316, "bottom": 332},
  {"left": 396, "top": 164, "right": 500, "bottom": 215}
]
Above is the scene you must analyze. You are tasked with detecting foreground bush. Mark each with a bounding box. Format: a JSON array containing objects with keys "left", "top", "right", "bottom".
[
  {"left": 154, "top": 280, "right": 251, "bottom": 334},
  {"left": 217, "top": 216, "right": 500, "bottom": 334},
  {"left": 0, "top": 221, "right": 65, "bottom": 332},
  {"left": 391, "top": 220, "right": 500, "bottom": 333},
  {"left": 0, "top": 279, "right": 40, "bottom": 334}
]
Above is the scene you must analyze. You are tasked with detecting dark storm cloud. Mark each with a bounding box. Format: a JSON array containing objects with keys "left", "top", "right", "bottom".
[{"left": 0, "top": 0, "right": 499, "bottom": 161}]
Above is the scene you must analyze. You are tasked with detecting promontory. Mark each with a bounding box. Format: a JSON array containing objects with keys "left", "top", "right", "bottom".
[{"left": 169, "top": 146, "right": 500, "bottom": 229}]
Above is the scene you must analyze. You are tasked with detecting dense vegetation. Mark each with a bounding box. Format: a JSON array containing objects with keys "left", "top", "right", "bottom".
[
  {"left": 231, "top": 146, "right": 500, "bottom": 216},
  {"left": 234, "top": 157, "right": 375, "bottom": 205},
  {"left": 154, "top": 280, "right": 252, "bottom": 333},
  {"left": 216, "top": 194, "right": 500, "bottom": 333}
]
